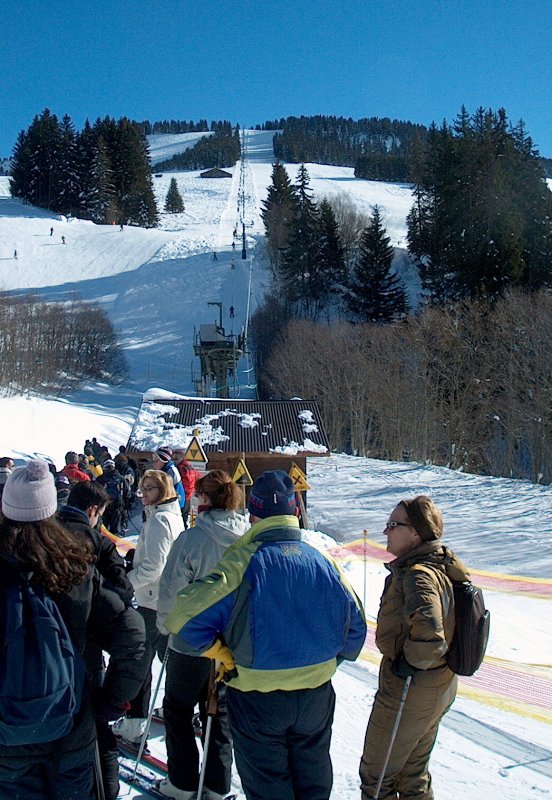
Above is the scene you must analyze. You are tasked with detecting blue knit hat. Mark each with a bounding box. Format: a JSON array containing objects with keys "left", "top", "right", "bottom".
[{"left": 247, "top": 470, "right": 296, "bottom": 519}]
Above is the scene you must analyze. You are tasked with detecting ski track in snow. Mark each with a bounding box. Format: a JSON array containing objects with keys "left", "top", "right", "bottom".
[{"left": 1, "top": 130, "right": 551, "bottom": 800}]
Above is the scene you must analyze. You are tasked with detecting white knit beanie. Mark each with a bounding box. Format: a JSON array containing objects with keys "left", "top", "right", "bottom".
[{"left": 1, "top": 459, "right": 57, "bottom": 522}]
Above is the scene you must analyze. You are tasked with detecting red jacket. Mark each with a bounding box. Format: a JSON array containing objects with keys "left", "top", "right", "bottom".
[
  {"left": 61, "top": 463, "right": 91, "bottom": 483},
  {"left": 176, "top": 462, "right": 199, "bottom": 500}
]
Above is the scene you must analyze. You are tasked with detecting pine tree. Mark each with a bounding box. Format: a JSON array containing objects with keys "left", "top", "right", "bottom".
[
  {"left": 317, "top": 198, "right": 347, "bottom": 312},
  {"left": 348, "top": 206, "right": 407, "bottom": 322},
  {"left": 280, "top": 165, "right": 323, "bottom": 318},
  {"left": 87, "top": 136, "right": 117, "bottom": 223},
  {"left": 55, "top": 115, "right": 80, "bottom": 214},
  {"left": 164, "top": 177, "right": 184, "bottom": 212},
  {"left": 260, "top": 162, "right": 297, "bottom": 279}
]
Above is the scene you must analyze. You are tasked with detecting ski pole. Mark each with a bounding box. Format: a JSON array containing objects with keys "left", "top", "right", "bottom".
[
  {"left": 373, "top": 675, "right": 412, "bottom": 800},
  {"left": 131, "top": 645, "right": 170, "bottom": 783},
  {"left": 94, "top": 738, "right": 106, "bottom": 800},
  {"left": 197, "top": 660, "right": 218, "bottom": 800}
]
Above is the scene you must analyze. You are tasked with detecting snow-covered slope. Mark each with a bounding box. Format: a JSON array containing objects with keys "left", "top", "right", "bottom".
[{"left": 0, "top": 131, "right": 550, "bottom": 799}]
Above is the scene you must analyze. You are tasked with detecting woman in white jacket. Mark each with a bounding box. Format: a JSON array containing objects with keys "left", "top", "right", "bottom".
[
  {"left": 114, "top": 469, "right": 183, "bottom": 745},
  {"left": 156, "top": 470, "right": 249, "bottom": 800}
]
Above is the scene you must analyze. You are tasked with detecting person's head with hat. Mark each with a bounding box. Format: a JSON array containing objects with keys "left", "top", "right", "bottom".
[
  {"left": 152, "top": 447, "right": 173, "bottom": 470},
  {"left": 247, "top": 469, "right": 298, "bottom": 523},
  {"left": 0, "top": 459, "right": 93, "bottom": 591}
]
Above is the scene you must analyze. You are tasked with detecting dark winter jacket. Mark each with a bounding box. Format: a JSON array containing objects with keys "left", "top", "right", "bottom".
[
  {"left": 58, "top": 505, "right": 133, "bottom": 605},
  {"left": 0, "top": 559, "right": 146, "bottom": 761},
  {"left": 165, "top": 514, "right": 367, "bottom": 692}
]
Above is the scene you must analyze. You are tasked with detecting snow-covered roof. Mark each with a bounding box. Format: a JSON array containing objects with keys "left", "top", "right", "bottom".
[{"left": 127, "top": 397, "right": 330, "bottom": 456}]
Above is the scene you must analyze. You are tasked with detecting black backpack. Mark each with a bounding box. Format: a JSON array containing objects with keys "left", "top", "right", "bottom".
[
  {"left": 0, "top": 568, "right": 84, "bottom": 745},
  {"left": 446, "top": 580, "right": 490, "bottom": 676}
]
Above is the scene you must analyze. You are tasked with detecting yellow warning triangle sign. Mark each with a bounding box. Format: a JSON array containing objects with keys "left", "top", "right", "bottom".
[
  {"left": 232, "top": 458, "right": 253, "bottom": 486},
  {"left": 289, "top": 462, "right": 310, "bottom": 492},
  {"left": 183, "top": 435, "right": 208, "bottom": 464}
]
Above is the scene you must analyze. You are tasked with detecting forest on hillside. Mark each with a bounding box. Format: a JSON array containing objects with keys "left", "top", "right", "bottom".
[
  {"left": 252, "top": 107, "right": 552, "bottom": 483},
  {"left": 10, "top": 109, "right": 158, "bottom": 227}
]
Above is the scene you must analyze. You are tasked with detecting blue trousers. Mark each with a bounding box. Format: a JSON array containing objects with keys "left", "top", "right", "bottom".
[
  {"left": 227, "top": 681, "right": 336, "bottom": 800},
  {"left": 0, "top": 742, "right": 96, "bottom": 800}
]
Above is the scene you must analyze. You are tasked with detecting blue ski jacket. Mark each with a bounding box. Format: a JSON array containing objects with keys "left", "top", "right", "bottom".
[{"left": 165, "top": 515, "right": 367, "bottom": 692}]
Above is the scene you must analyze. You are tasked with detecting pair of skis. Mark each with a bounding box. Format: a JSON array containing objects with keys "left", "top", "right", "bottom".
[{"left": 119, "top": 755, "right": 237, "bottom": 799}]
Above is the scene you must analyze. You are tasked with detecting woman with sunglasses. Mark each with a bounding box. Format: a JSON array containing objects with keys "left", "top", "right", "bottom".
[
  {"left": 156, "top": 469, "right": 249, "bottom": 800},
  {"left": 113, "top": 469, "right": 183, "bottom": 746},
  {"left": 360, "top": 496, "right": 469, "bottom": 800}
]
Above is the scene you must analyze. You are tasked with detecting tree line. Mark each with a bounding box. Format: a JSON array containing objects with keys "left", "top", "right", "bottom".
[
  {"left": 407, "top": 106, "right": 552, "bottom": 300},
  {"left": 10, "top": 109, "right": 158, "bottom": 227},
  {"left": 268, "top": 114, "right": 427, "bottom": 181},
  {"left": 262, "top": 291, "right": 552, "bottom": 484},
  {"left": 0, "top": 293, "right": 128, "bottom": 395},
  {"left": 154, "top": 129, "right": 241, "bottom": 172}
]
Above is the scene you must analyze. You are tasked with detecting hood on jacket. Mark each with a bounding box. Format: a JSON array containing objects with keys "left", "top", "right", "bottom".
[{"left": 194, "top": 509, "right": 249, "bottom": 546}]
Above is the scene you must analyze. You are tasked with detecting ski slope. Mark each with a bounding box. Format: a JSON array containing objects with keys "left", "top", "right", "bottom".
[{"left": 0, "top": 130, "right": 550, "bottom": 799}]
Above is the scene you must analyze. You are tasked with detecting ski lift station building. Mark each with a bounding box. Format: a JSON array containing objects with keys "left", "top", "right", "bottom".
[{"left": 126, "top": 396, "right": 330, "bottom": 488}]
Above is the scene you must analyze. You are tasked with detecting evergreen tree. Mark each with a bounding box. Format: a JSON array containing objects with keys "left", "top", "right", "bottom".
[
  {"left": 260, "top": 162, "right": 297, "bottom": 279},
  {"left": 87, "top": 136, "right": 117, "bottom": 223},
  {"left": 280, "top": 165, "right": 323, "bottom": 318},
  {"left": 347, "top": 206, "right": 407, "bottom": 322},
  {"left": 55, "top": 115, "right": 80, "bottom": 213},
  {"left": 317, "top": 198, "right": 347, "bottom": 311},
  {"left": 164, "top": 177, "right": 184, "bottom": 212}
]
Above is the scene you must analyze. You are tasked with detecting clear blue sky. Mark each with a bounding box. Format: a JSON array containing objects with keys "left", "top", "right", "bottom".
[{"left": 1, "top": 0, "right": 551, "bottom": 157}]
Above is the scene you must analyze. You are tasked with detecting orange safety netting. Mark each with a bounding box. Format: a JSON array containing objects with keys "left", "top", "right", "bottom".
[{"left": 329, "top": 536, "right": 552, "bottom": 724}]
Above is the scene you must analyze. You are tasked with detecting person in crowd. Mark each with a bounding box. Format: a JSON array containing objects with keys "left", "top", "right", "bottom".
[
  {"left": 90, "top": 438, "right": 103, "bottom": 461},
  {"left": 61, "top": 451, "right": 91, "bottom": 484},
  {"left": 58, "top": 479, "right": 134, "bottom": 800},
  {"left": 0, "top": 456, "right": 15, "bottom": 501},
  {"left": 153, "top": 447, "right": 186, "bottom": 513},
  {"left": 0, "top": 459, "right": 146, "bottom": 800},
  {"left": 84, "top": 452, "right": 103, "bottom": 479},
  {"left": 98, "top": 446, "right": 113, "bottom": 465},
  {"left": 164, "top": 470, "right": 367, "bottom": 800},
  {"left": 113, "top": 470, "right": 183, "bottom": 746},
  {"left": 359, "top": 496, "right": 469, "bottom": 800},
  {"left": 114, "top": 452, "right": 137, "bottom": 516},
  {"left": 59, "top": 480, "right": 133, "bottom": 604},
  {"left": 97, "top": 459, "right": 129, "bottom": 535},
  {"left": 156, "top": 470, "right": 249, "bottom": 800},
  {"left": 172, "top": 451, "right": 199, "bottom": 529},
  {"left": 78, "top": 454, "right": 94, "bottom": 479},
  {"left": 55, "top": 474, "right": 71, "bottom": 509}
]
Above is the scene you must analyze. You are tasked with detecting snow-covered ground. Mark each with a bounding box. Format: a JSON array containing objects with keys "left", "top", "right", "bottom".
[{"left": 0, "top": 130, "right": 550, "bottom": 798}]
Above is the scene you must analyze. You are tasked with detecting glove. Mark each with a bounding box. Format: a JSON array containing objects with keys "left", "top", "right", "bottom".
[
  {"left": 202, "top": 640, "right": 238, "bottom": 683},
  {"left": 95, "top": 700, "right": 131, "bottom": 723},
  {"left": 391, "top": 651, "right": 419, "bottom": 680}
]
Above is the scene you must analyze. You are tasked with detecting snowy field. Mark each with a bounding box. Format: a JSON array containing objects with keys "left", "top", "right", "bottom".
[{"left": 0, "top": 130, "right": 550, "bottom": 798}]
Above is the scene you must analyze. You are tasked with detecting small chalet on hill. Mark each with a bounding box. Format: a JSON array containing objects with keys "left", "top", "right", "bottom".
[
  {"left": 126, "top": 396, "right": 330, "bottom": 492},
  {"left": 199, "top": 168, "right": 232, "bottom": 179}
]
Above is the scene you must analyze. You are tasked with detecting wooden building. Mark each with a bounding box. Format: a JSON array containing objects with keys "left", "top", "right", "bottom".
[
  {"left": 126, "top": 397, "right": 330, "bottom": 489},
  {"left": 199, "top": 168, "right": 232, "bottom": 179}
]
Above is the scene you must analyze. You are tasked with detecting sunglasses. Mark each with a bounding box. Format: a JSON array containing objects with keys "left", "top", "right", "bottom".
[
  {"left": 141, "top": 485, "right": 158, "bottom": 492},
  {"left": 385, "top": 520, "right": 411, "bottom": 529}
]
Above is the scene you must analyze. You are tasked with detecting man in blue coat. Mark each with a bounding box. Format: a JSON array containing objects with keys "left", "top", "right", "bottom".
[{"left": 165, "top": 470, "right": 367, "bottom": 800}]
